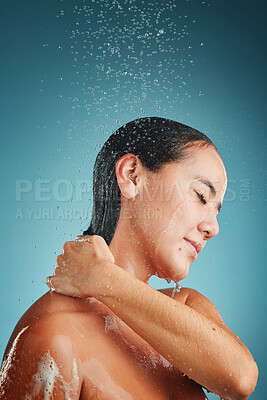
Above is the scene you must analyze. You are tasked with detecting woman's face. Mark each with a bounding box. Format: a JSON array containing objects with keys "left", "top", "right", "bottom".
[{"left": 131, "top": 145, "right": 227, "bottom": 282}]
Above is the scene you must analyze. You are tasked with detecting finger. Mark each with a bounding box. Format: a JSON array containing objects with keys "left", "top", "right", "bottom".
[
  {"left": 75, "top": 235, "right": 91, "bottom": 243},
  {"left": 56, "top": 254, "right": 65, "bottom": 268},
  {"left": 46, "top": 276, "right": 80, "bottom": 298},
  {"left": 54, "top": 266, "right": 63, "bottom": 276},
  {"left": 62, "top": 241, "right": 72, "bottom": 254},
  {"left": 62, "top": 240, "right": 82, "bottom": 255},
  {"left": 45, "top": 276, "right": 55, "bottom": 291}
]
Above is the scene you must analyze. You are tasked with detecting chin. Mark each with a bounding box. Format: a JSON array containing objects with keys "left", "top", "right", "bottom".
[
  {"left": 169, "top": 257, "right": 191, "bottom": 281},
  {"left": 157, "top": 261, "right": 190, "bottom": 282},
  {"left": 176, "top": 269, "right": 189, "bottom": 281},
  {"left": 154, "top": 245, "right": 192, "bottom": 282}
]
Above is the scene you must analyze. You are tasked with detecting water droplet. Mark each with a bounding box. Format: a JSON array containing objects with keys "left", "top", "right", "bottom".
[{"left": 172, "top": 282, "right": 182, "bottom": 298}]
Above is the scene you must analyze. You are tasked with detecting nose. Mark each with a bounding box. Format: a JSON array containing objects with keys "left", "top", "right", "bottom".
[{"left": 197, "top": 212, "right": 219, "bottom": 240}]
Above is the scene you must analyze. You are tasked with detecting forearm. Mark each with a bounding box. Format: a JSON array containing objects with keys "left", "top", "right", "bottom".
[{"left": 95, "top": 263, "right": 257, "bottom": 400}]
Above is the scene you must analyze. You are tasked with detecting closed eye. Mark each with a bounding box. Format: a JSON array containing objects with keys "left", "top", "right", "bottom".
[{"left": 195, "top": 191, "right": 207, "bottom": 205}]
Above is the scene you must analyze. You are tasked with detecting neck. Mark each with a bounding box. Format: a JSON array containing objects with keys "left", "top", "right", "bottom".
[{"left": 108, "top": 215, "right": 155, "bottom": 284}]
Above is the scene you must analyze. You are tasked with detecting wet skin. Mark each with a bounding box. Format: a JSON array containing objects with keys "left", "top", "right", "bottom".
[
  {"left": 0, "top": 147, "right": 227, "bottom": 398},
  {"left": 2, "top": 147, "right": 257, "bottom": 398},
  {"left": 110, "top": 145, "right": 228, "bottom": 284},
  {"left": 1, "top": 146, "right": 226, "bottom": 399},
  {"left": 1, "top": 289, "right": 207, "bottom": 399}
]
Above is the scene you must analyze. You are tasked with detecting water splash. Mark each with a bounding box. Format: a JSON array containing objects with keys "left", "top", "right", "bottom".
[{"left": 172, "top": 282, "right": 182, "bottom": 298}]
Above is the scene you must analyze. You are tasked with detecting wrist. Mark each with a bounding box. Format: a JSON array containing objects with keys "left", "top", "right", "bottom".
[{"left": 91, "top": 261, "right": 120, "bottom": 300}]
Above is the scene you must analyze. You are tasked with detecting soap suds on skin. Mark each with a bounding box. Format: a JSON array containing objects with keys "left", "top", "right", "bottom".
[
  {"left": 0, "top": 326, "right": 29, "bottom": 395},
  {"left": 103, "top": 315, "right": 173, "bottom": 371},
  {"left": 159, "top": 355, "right": 172, "bottom": 369},
  {"left": 104, "top": 315, "right": 120, "bottom": 333},
  {"left": 72, "top": 358, "right": 79, "bottom": 397},
  {"left": 25, "top": 352, "right": 80, "bottom": 400},
  {"left": 29, "top": 351, "right": 60, "bottom": 400}
]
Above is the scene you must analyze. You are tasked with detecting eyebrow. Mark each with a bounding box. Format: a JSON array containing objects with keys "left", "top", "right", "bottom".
[{"left": 194, "top": 176, "right": 222, "bottom": 214}]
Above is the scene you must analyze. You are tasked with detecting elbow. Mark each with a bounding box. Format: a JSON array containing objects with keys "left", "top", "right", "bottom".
[{"left": 232, "top": 360, "right": 258, "bottom": 400}]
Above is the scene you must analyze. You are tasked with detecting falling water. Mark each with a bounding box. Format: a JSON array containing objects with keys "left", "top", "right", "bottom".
[{"left": 171, "top": 282, "right": 182, "bottom": 298}]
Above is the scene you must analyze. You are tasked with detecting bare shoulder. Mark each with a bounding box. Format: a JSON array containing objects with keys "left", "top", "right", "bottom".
[
  {"left": 3, "top": 292, "right": 90, "bottom": 352},
  {"left": 0, "top": 292, "right": 99, "bottom": 399},
  {"left": 159, "top": 286, "right": 227, "bottom": 329},
  {"left": 181, "top": 287, "right": 226, "bottom": 326}
]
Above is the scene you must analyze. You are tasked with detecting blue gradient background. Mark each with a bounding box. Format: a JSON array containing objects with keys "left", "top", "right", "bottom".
[{"left": 1, "top": 0, "right": 266, "bottom": 398}]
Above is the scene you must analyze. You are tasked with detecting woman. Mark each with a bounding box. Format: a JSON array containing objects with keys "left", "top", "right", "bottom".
[{"left": 0, "top": 117, "right": 258, "bottom": 399}]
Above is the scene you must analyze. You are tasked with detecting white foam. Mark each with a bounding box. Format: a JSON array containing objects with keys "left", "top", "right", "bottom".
[
  {"left": 26, "top": 352, "right": 79, "bottom": 400},
  {"left": 104, "top": 315, "right": 120, "bottom": 332},
  {"left": 71, "top": 358, "right": 79, "bottom": 397},
  {"left": 30, "top": 351, "right": 60, "bottom": 399},
  {"left": 0, "top": 325, "right": 29, "bottom": 394},
  {"left": 0, "top": 326, "right": 80, "bottom": 399},
  {"left": 88, "top": 297, "right": 99, "bottom": 304},
  {"left": 103, "top": 316, "right": 171, "bottom": 372},
  {"left": 159, "top": 354, "right": 173, "bottom": 369}
]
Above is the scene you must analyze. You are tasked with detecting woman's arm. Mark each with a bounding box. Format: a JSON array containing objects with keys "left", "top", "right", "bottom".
[
  {"left": 94, "top": 265, "right": 257, "bottom": 400},
  {"left": 49, "top": 236, "right": 258, "bottom": 400},
  {"left": 0, "top": 316, "right": 82, "bottom": 400}
]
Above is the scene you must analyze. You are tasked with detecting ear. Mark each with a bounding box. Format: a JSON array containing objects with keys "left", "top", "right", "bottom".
[{"left": 116, "top": 153, "right": 142, "bottom": 200}]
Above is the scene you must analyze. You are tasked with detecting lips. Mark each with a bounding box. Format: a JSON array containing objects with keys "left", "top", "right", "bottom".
[{"left": 184, "top": 238, "right": 203, "bottom": 259}]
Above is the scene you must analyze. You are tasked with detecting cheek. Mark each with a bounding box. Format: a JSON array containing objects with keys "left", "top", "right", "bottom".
[
  {"left": 148, "top": 201, "right": 190, "bottom": 259},
  {"left": 159, "top": 200, "right": 191, "bottom": 237},
  {"left": 153, "top": 199, "right": 192, "bottom": 246},
  {"left": 132, "top": 192, "right": 193, "bottom": 246},
  {"left": 138, "top": 200, "right": 190, "bottom": 242}
]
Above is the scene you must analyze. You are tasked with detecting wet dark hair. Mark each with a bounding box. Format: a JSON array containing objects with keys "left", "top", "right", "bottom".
[{"left": 83, "top": 117, "right": 218, "bottom": 244}]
